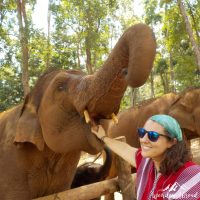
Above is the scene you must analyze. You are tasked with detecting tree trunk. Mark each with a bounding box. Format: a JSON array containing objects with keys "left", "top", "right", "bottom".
[
  {"left": 150, "top": 71, "right": 155, "bottom": 98},
  {"left": 76, "top": 42, "right": 81, "bottom": 69},
  {"left": 85, "top": 37, "right": 93, "bottom": 74},
  {"left": 169, "top": 52, "right": 175, "bottom": 92},
  {"left": 131, "top": 88, "right": 138, "bottom": 106},
  {"left": 177, "top": 0, "right": 200, "bottom": 72},
  {"left": 160, "top": 73, "right": 168, "bottom": 94},
  {"left": 16, "top": 0, "right": 30, "bottom": 96},
  {"left": 186, "top": 1, "right": 200, "bottom": 44},
  {"left": 46, "top": 0, "right": 51, "bottom": 69}
]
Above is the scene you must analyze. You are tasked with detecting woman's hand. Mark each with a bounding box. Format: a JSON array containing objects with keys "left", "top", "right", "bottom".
[{"left": 91, "top": 125, "right": 106, "bottom": 140}]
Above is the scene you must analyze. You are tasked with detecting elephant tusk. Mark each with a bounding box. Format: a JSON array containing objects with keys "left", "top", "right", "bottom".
[
  {"left": 84, "top": 110, "right": 91, "bottom": 123},
  {"left": 111, "top": 113, "right": 118, "bottom": 124}
]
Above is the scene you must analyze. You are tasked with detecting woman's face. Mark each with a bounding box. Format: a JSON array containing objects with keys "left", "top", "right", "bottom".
[{"left": 140, "top": 119, "right": 175, "bottom": 162}]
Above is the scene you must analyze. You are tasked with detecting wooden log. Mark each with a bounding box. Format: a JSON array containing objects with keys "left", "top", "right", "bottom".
[
  {"left": 115, "top": 136, "right": 136, "bottom": 200},
  {"left": 34, "top": 174, "right": 136, "bottom": 200}
]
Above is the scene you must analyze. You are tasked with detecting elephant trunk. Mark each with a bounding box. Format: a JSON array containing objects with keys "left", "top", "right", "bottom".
[
  {"left": 97, "top": 146, "right": 112, "bottom": 180},
  {"left": 74, "top": 23, "right": 156, "bottom": 119}
]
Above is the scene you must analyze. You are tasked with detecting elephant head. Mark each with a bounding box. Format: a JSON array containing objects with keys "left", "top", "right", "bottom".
[
  {"left": 169, "top": 88, "right": 200, "bottom": 139},
  {"left": 14, "top": 23, "right": 156, "bottom": 155}
]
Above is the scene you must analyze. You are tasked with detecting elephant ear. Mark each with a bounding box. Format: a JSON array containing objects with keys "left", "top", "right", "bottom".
[{"left": 14, "top": 97, "right": 44, "bottom": 151}]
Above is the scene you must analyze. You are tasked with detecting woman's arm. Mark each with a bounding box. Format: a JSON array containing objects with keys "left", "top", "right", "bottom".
[{"left": 91, "top": 125, "right": 138, "bottom": 168}]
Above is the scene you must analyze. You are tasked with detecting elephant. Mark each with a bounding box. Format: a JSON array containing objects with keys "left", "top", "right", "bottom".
[
  {"left": 107, "top": 88, "right": 200, "bottom": 145},
  {"left": 168, "top": 87, "right": 200, "bottom": 140},
  {"left": 0, "top": 23, "right": 156, "bottom": 199},
  {"left": 71, "top": 146, "right": 112, "bottom": 189}
]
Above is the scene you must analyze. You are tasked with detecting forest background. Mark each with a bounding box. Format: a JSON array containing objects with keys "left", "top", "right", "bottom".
[{"left": 1, "top": 0, "right": 200, "bottom": 112}]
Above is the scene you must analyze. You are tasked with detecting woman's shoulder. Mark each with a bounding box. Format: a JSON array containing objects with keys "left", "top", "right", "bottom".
[
  {"left": 182, "top": 161, "right": 200, "bottom": 172},
  {"left": 177, "top": 161, "right": 200, "bottom": 181}
]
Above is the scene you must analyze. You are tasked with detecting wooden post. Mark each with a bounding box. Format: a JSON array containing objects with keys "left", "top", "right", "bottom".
[
  {"left": 33, "top": 174, "right": 136, "bottom": 200},
  {"left": 34, "top": 176, "right": 119, "bottom": 200},
  {"left": 115, "top": 136, "right": 136, "bottom": 200}
]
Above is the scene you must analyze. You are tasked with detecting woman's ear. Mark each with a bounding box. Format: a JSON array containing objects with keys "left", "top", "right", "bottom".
[
  {"left": 172, "top": 138, "right": 178, "bottom": 145},
  {"left": 168, "top": 138, "right": 177, "bottom": 148}
]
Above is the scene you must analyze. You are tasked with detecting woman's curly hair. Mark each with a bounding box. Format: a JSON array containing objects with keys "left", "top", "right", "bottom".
[{"left": 159, "top": 138, "right": 192, "bottom": 175}]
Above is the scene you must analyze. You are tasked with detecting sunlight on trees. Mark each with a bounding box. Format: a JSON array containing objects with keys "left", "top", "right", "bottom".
[{"left": 0, "top": 0, "right": 200, "bottom": 111}]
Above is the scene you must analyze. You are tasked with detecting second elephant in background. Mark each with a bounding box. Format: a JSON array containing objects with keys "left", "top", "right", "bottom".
[{"left": 108, "top": 88, "right": 200, "bottom": 147}]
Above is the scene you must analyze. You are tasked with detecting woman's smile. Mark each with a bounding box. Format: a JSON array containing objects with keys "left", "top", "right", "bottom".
[{"left": 141, "top": 145, "right": 152, "bottom": 151}]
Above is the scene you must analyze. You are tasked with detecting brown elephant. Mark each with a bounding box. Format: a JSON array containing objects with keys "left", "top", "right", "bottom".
[
  {"left": 169, "top": 87, "right": 200, "bottom": 140},
  {"left": 0, "top": 23, "right": 156, "bottom": 199}
]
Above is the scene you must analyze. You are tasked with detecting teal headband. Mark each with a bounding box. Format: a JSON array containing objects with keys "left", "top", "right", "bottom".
[{"left": 149, "top": 114, "right": 183, "bottom": 141}]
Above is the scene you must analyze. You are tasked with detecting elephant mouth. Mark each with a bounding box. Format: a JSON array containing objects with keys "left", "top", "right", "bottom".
[{"left": 80, "top": 109, "right": 110, "bottom": 154}]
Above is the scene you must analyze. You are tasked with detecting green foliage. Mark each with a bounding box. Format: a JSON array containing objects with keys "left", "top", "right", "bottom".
[
  {"left": 1, "top": 0, "right": 200, "bottom": 111},
  {"left": 50, "top": 0, "right": 116, "bottom": 72},
  {"left": 0, "top": 66, "right": 23, "bottom": 111},
  {"left": 155, "top": 57, "right": 168, "bottom": 74},
  {"left": 143, "top": 0, "right": 162, "bottom": 25}
]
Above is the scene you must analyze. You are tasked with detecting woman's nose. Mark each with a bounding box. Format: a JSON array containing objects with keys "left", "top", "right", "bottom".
[{"left": 140, "top": 133, "right": 150, "bottom": 143}]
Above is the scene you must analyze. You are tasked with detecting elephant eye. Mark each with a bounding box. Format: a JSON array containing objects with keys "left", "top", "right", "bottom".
[{"left": 57, "top": 82, "right": 67, "bottom": 91}]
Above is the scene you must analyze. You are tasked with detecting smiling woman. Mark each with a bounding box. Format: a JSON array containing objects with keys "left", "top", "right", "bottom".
[{"left": 92, "top": 114, "right": 200, "bottom": 200}]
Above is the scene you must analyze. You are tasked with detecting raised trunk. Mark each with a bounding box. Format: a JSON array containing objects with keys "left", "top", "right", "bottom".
[
  {"left": 97, "top": 146, "right": 112, "bottom": 180},
  {"left": 75, "top": 24, "right": 156, "bottom": 118}
]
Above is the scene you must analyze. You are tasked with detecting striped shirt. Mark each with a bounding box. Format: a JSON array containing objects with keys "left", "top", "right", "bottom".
[{"left": 136, "top": 149, "right": 200, "bottom": 200}]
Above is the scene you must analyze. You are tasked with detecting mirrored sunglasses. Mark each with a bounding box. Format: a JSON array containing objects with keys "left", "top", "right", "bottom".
[{"left": 137, "top": 128, "right": 171, "bottom": 142}]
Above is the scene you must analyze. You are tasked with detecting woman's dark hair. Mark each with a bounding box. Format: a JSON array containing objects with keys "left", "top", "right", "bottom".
[{"left": 159, "top": 139, "right": 192, "bottom": 175}]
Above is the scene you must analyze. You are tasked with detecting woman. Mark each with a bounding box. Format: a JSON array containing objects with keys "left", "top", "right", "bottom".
[{"left": 91, "top": 114, "right": 200, "bottom": 200}]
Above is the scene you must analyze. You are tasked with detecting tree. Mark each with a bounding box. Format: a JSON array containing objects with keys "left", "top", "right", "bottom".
[
  {"left": 142, "top": 0, "right": 162, "bottom": 98},
  {"left": 177, "top": 0, "right": 200, "bottom": 73},
  {"left": 16, "top": 0, "right": 30, "bottom": 96},
  {"left": 46, "top": 0, "right": 52, "bottom": 68}
]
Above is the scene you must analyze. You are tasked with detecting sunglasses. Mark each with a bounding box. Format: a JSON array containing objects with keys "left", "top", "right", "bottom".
[{"left": 137, "top": 128, "right": 171, "bottom": 142}]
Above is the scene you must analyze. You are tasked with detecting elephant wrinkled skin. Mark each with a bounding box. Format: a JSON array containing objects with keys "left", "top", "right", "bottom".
[
  {"left": 0, "top": 23, "right": 156, "bottom": 199},
  {"left": 169, "top": 88, "right": 200, "bottom": 139}
]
